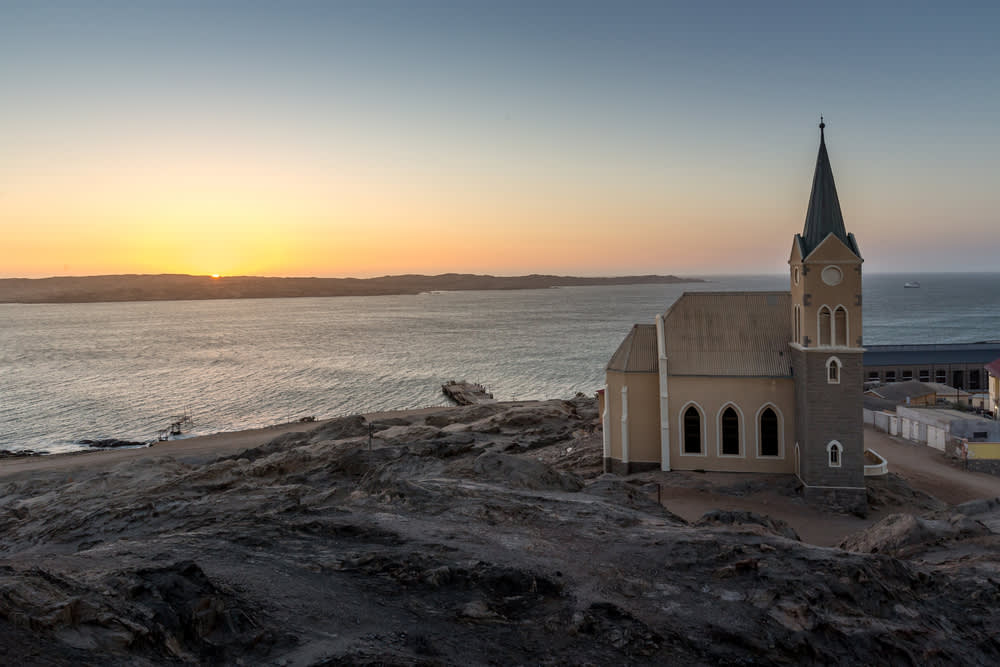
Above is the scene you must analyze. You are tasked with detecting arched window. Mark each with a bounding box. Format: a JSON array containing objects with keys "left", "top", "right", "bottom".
[
  {"left": 827, "top": 441, "right": 843, "bottom": 467},
  {"left": 683, "top": 406, "right": 702, "bottom": 454},
  {"left": 827, "top": 357, "right": 841, "bottom": 384},
  {"left": 721, "top": 407, "right": 740, "bottom": 455},
  {"left": 834, "top": 307, "right": 848, "bottom": 346},
  {"left": 759, "top": 408, "right": 779, "bottom": 457},
  {"left": 818, "top": 306, "right": 832, "bottom": 346},
  {"left": 793, "top": 304, "right": 801, "bottom": 344}
]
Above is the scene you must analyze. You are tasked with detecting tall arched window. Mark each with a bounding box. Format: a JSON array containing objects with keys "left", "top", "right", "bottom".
[
  {"left": 721, "top": 407, "right": 740, "bottom": 455},
  {"left": 793, "top": 304, "right": 801, "bottom": 344},
  {"left": 834, "top": 307, "right": 848, "bottom": 346},
  {"left": 819, "top": 306, "right": 832, "bottom": 346},
  {"left": 683, "top": 406, "right": 702, "bottom": 454},
  {"left": 759, "top": 408, "right": 779, "bottom": 456}
]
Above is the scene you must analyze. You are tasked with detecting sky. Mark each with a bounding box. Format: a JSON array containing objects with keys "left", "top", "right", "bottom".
[{"left": 1, "top": 1, "right": 997, "bottom": 278}]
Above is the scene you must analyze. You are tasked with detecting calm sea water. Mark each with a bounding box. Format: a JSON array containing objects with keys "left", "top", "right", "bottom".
[{"left": 2, "top": 273, "right": 998, "bottom": 454}]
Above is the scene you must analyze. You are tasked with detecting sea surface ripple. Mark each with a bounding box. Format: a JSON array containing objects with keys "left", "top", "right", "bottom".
[{"left": 2, "top": 273, "right": 997, "bottom": 454}]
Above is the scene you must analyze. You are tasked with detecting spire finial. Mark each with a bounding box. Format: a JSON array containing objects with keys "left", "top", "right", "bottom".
[{"left": 819, "top": 115, "right": 825, "bottom": 138}]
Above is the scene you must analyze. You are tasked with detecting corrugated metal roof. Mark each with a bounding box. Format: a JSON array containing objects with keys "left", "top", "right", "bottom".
[
  {"left": 863, "top": 396, "right": 898, "bottom": 413},
  {"left": 921, "top": 382, "right": 969, "bottom": 397},
  {"left": 866, "top": 380, "right": 935, "bottom": 402},
  {"left": 864, "top": 343, "right": 1000, "bottom": 367},
  {"left": 606, "top": 324, "right": 658, "bottom": 373},
  {"left": 663, "top": 291, "right": 792, "bottom": 377}
]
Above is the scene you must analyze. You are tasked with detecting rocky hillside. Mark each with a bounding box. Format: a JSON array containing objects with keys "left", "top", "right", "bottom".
[{"left": 1, "top": 398, "right": 998, "bottom": 665}]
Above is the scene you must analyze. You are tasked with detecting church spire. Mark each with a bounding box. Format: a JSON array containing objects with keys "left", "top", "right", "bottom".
[{"left": 800, "top": 118, "right": 856, "bottom": 256}]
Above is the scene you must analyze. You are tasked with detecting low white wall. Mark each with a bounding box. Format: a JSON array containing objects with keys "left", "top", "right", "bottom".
[
  {"left": 864, "top": 448, "right": 888, "bottom": 476},
  {"left": 867, "top": 407, "right": 961, "bottom": 453},
  {"left": 928, "top": 425, "right": 947, "bottom": 451},
  {"left": 874, "top": 412, "right": 891, "bottom": 433}
]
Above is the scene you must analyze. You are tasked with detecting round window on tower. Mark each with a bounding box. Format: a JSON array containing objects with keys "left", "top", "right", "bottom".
[{"left": 821, "top": 266, "right": 843, "bottom": 286}]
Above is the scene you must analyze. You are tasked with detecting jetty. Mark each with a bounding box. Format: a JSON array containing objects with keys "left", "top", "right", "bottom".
[{"left": 442, "top": 381, "right": 495, "bottom": 406}]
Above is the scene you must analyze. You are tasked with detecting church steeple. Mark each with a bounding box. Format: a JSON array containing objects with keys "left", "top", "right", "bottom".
[{"left": 799, "top": 118, "right": 857, "bottom": 257}]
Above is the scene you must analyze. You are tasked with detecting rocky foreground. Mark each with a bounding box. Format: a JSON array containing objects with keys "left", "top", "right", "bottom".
[{"left": 1, "top": 398, "right": 999, "bottom": 665}]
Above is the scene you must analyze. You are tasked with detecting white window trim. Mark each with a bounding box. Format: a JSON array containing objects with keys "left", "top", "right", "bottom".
[
  {"left": 677, "top": 401, "right": 707, "bottom": 457},
  {"left": 826, "top": 356, "right": 842, "bottom": 385},
  {"left": 754, "top": 403, "right": 785, "bottom": 459},
  {"left": 827, "top": 440, "right": 843, "bottom": 468},
  {"left": 716, "top": 402, "right": 745, "bottom": 458},
  {"left": 821, "top": 264, "right": 844, "bottom": 286}
]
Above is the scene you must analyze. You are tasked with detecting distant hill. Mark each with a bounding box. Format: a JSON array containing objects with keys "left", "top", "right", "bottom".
[{"left": 0, "top": 273, "right": 705, "bottom": 304}]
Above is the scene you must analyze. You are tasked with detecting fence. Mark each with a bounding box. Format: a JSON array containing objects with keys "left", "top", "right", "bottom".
[{"left": 863, "top": 408, "right": 949, "bottom": 451}]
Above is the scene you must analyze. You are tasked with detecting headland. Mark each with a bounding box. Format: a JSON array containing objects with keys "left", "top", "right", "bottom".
[{"left": 0, "top": 273, "right": 704, "bottom": 304}]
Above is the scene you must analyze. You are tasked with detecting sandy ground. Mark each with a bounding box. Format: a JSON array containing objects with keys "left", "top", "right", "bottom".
[
  {"left": 862, "top": 427, "right": 1000, "bottom": 503},
  {"left": 646, "top": 426, "right": 1000, "bottom": 547}
]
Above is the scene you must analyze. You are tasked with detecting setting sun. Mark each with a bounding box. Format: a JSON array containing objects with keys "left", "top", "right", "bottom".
[{"left": 211, "top": 274, "right": 221, "bottom": 279}]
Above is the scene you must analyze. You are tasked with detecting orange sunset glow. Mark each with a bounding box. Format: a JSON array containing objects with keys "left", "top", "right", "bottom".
[{"left": 2, "top": 4, "right": 996, "bottom": 279}]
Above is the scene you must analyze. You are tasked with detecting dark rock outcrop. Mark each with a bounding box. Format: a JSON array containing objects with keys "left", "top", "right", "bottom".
[
  {"left": 2, "top": 397, "right": 999, "bottom": 665},
  {"left": 78, "top": 438, "right": 147, "bottom": 449}
]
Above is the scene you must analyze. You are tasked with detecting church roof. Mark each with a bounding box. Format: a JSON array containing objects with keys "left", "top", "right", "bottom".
[
  {"left": 799, "top": 119, "right": 859, "bottom": 258},
  {"left": 606, "top": 324, "right": 658, "bottom": 373},
  {"left": 662, "top": 291, "right": 792, "bottom": 377}
]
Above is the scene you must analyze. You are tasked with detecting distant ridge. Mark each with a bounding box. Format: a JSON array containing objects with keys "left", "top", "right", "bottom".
[{"left": 0, "top": 273, "right": 704, "bottom": 304}]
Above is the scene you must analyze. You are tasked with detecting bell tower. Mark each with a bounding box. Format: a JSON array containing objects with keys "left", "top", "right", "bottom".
[{"left": 789, "top": 119, "right": 866, "bottom": 512}]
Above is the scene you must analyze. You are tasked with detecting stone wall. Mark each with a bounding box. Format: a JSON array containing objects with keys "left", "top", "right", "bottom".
[
  {"left": 791, "top": 346, "right": 866, "bottom": 492},
  {"left": 603, "top": 458, "right": 660, "bottom": 475},
  {"left": 802, "top": 485, "right": 868, "bottom": 515},
  {"left": 968, "top": 459, "right": 1000, "bottom": 476}
]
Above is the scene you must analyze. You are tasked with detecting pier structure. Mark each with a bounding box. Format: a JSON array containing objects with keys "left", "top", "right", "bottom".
[{"left": 442, "top": 381, "right": 495, "bottom": 406}]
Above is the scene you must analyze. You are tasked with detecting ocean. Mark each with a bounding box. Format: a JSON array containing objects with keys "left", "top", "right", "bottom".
[{"left": 2, "top": 273, "right": 998, "bottom": 454}]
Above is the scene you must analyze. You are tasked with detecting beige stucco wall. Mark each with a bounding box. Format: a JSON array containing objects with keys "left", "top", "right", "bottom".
[
  {"left": 605, "top": 370, "right": 660, "bottom": 464},
  {"left": 790, "top": 235, "right": 863, "bottom": 348},
  {"left": 668, "top": 376, "right": 796, "bottom": 473}
]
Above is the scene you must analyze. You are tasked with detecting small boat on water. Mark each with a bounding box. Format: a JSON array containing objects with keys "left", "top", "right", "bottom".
[{"left": 904, "top": 281, "right": 920, "bottom": 288}]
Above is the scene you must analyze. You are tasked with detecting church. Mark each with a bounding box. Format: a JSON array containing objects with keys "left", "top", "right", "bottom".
[{"left": 602, "top": 121, "right": 866, "bottom": 511}]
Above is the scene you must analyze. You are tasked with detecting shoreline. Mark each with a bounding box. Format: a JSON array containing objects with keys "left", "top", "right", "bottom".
[{"left": 0, "top": 402, "right": 531, "bottom": 478}]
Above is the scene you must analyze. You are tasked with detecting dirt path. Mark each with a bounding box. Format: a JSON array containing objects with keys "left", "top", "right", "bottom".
[
  {"left": 656, "top": 484, "right": 867, "bottom": 546},
  {"left": 863, "top": 427, "right": 1000, "bottom": 505},
  {"left": 649, "top": 426, "right": 1000, "bottom": 547}
]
